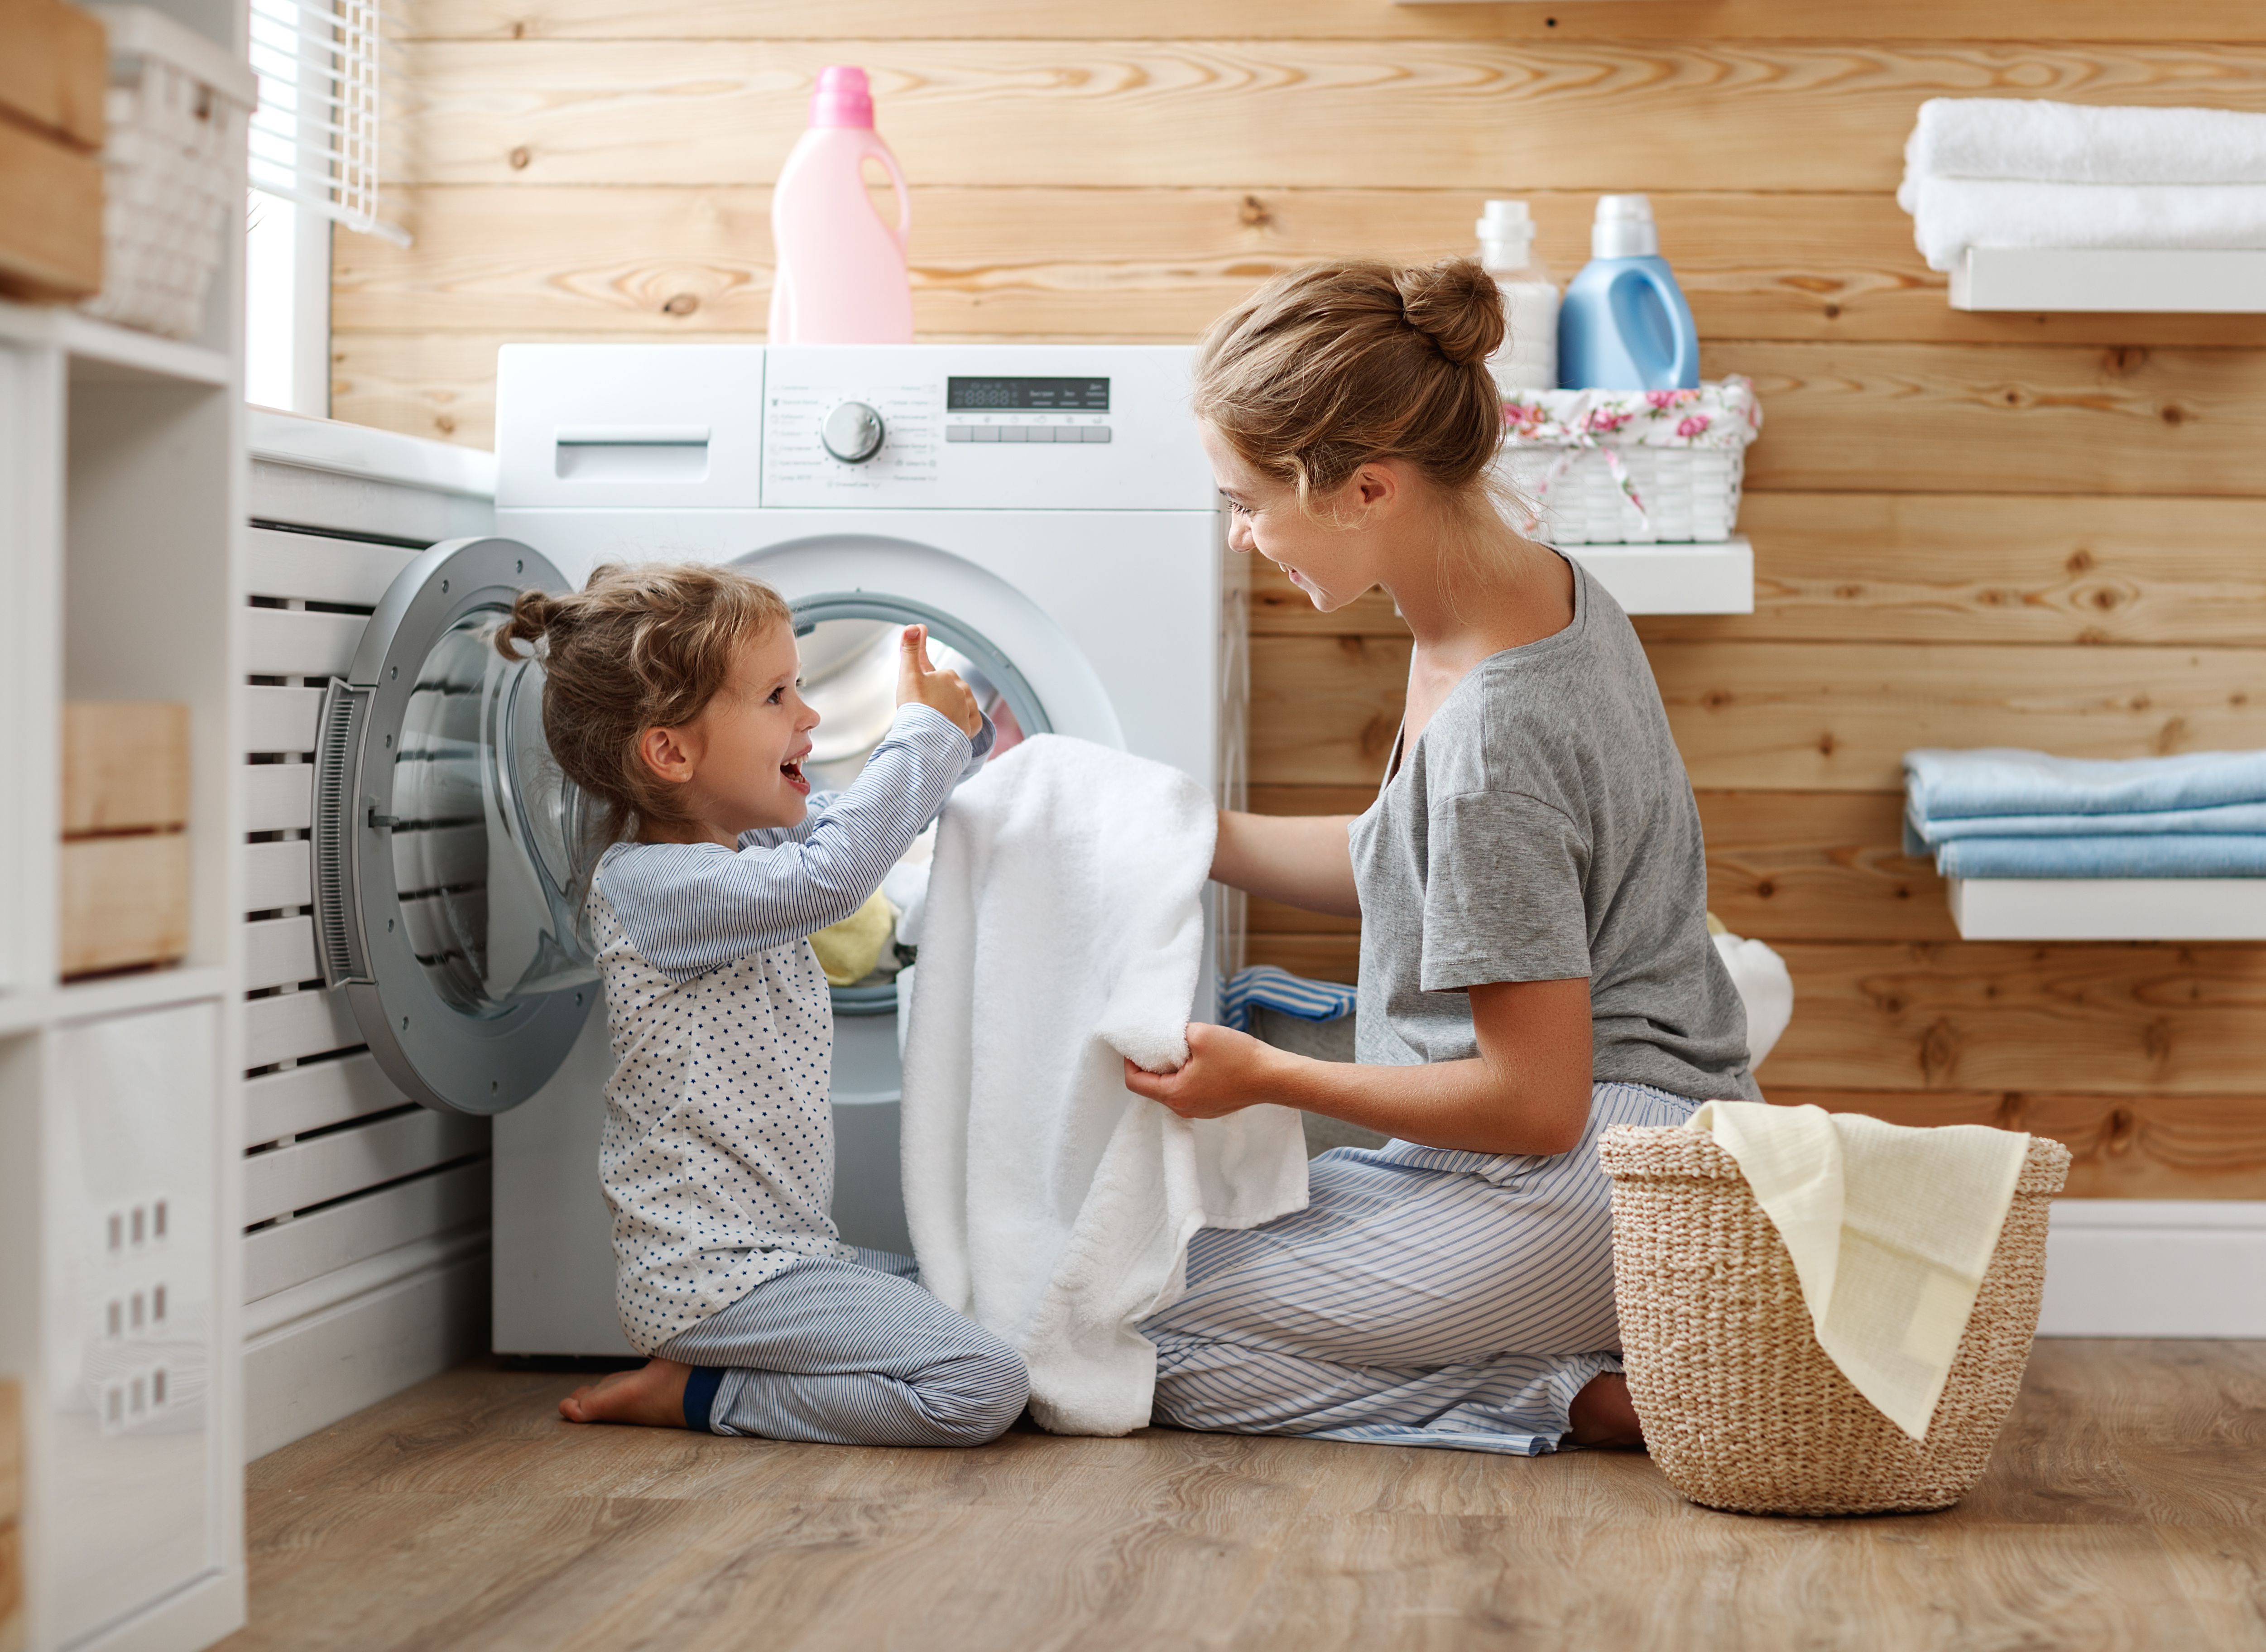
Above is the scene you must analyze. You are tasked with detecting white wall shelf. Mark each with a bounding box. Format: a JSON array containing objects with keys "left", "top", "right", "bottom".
[
  {"left": 1561, "top": 536, "right": 1753, "bottom": 615},
  {"left": 1950, "top": 248, "right": 2266, "bottom": 314},
  {"left": 0, "top": 303, "right": 233, "bottom": 389},
  {"left": 0, "top": 967, "right": 234, "bottom": 1041},
  {"left": 1948, "top": 877, "right": 2266, "bottom": 941}
]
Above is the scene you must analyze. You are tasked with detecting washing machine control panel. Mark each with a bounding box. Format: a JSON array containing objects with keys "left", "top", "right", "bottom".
[{"left": 763, "top": 346, "right": 1212, "bottom": 511}]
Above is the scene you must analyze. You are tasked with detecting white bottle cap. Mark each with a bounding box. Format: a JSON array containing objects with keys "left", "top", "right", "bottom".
[
  {"left": 1592, "top": 193, "right": 1659, "bottom": 259},
  {"left": 1477, "top": 199, "right": 1539, "bottom": 272}
]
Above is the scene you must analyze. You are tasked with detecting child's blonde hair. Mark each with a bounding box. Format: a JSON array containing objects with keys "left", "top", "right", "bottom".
[
  {"left": 1193, "top": 257, "right": 1508, "bottom": 519},
  {"left": 497, "top": 562, "right": 792, "bottom": 844}
]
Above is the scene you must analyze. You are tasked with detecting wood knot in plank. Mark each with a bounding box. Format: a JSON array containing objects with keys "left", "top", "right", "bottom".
[
  {"left": 509, "top": 146, "right": 531, "bottom": 170},
  {"left": 1239, "top": 194, "right": 1272, "bottom": 230},
  {"left": 663, "top": 293, "right": 701, "bottom": 317}
]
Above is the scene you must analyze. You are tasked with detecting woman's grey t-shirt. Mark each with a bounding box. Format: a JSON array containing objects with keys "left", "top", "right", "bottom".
[{"left": 1350, "top": 556, "right": 1760, "bottom": 1103}]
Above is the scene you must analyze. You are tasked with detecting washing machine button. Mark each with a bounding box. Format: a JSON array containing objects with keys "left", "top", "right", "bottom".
[{"left": 820, "top": 401, "right": 886, "bottom": 463}]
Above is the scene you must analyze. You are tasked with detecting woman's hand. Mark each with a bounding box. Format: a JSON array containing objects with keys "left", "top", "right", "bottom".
[
  {"left": 1123, "top": 1022, "right": 1282, "bottom": 1120},
  {"left": 897, "top": 624, "right": 984, "bottom": 736}
]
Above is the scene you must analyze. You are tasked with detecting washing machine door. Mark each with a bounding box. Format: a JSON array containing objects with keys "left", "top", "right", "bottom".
[{"left": 311, "top": 537, "right": 600, "bottom": 1116}]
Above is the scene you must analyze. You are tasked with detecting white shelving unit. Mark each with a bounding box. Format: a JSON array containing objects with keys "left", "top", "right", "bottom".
[
  {"left": 1562, "top": 536, "right": 1752, "bottom": 615},
  {"left": 0, "top": 2, "right": 249, "bottom": 1647},
  {"left": 1948, "top": 877, "right": 2266, "bottom": 942},
  {"left": 1950, "top": 248, "right": 2266, "bottom": 313}
]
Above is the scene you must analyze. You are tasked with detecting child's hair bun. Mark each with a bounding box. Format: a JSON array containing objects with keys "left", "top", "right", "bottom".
[
  {"left": 1393, "top": 257, "right": 1506, "bottom": 370},
  {"left": 496, "top": 586, "right": 564, "bottom": 661}
]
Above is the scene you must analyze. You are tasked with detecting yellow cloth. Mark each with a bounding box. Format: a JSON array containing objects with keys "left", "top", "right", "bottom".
[
  {"left": 1690, "top": 1101, "right": 2031, "bottom": 1441},
  {"left": 810, "top": 888, "right": 898, "bottom": 987}
]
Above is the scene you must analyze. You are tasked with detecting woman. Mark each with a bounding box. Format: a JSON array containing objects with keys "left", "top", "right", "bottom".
[{"left": 1125, "top": 258, "right": 1760, "bottom": 1455}]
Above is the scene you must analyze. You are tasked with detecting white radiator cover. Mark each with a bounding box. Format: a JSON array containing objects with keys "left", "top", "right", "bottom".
[{"left": 240, "top": 410, "right": 497, "bottom": 1459}]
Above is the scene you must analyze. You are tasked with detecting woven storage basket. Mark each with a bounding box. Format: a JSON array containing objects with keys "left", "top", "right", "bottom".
[
  {"left": 79, "top": 8, "right": 254, "bottom": 341},
  {"left": 1498, "top": 446, "right": 1744, "bottom": 546},
  {"left": 1599, "top": 1124, "right": 2070, "bottom": 1517}
]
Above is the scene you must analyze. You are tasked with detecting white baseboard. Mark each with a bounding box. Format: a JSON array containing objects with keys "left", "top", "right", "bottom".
[
  {"left": 243, "top": 1234, "right": 491, "bottom": 1460},
  {"left": 2038, "top": 1200, "right": 2266, "bottom": 1338}
]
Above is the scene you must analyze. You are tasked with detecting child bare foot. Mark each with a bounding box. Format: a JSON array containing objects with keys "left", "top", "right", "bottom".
[
  {"left": 1566, "top": 1372, "right": 1645, "bottom": 1450},
  {"left": 559, "top": 1358, "right": 696, "bottom": 1428}
]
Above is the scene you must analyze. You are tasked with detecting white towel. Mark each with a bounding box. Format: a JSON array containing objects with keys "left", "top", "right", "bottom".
[
  {"left": 899, "top": 735, "right": 1310, "bottom": 1436},
  {"left": 1897, "top": 175, "right": 2266, "bottom": 273},
  {"left": 1906, "top": 97, "right": 2266, "bottom": 187},
  {"left": 1689, "top": 1101, "right": 2031, "bottom": 1441},
  {"left": 1711, "top": 931, "right": 1793, "bottom": 1067}
]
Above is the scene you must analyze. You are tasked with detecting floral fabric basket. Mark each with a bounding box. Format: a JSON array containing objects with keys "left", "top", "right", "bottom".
[{"left": 1496, "top": 376, "right": 1762, "bottom": 547}]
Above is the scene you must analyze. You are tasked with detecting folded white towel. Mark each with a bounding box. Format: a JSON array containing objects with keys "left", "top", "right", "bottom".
[
  {"left": 1906, "top": 97, "right": 2266, "bottom": 187},
  {"left": 1690, "top": 1101, "right": 2031, "bottom": 1441},
  {"left": 899, "top": 735, "right": 1310, "bottom": 1436},
  {"left": 1896, "top": 176, "right": 2266, "bottom": 273}
]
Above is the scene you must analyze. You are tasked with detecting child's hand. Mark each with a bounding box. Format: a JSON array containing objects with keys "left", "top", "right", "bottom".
[{"left": 897, "top": 625, "right": 984, "bottom": 737}]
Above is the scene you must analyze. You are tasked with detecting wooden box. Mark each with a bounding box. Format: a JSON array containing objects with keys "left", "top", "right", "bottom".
[
  {"left": 59, "top": 701, "right": 190, "bottom": 977},
  {"left": 0, "top": 0, "right": 107, "bottom": 301}
]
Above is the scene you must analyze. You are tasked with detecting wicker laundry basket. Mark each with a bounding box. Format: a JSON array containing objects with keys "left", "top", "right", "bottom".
[{"left": 1598, "top": 1124, "right": 2071, "bottom": 1517}]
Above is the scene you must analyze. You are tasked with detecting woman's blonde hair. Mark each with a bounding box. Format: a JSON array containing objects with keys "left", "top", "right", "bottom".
[
  {"left": 496, "top": 562, "right": 792, "bottom": 844},
  {"left": 1193, "top": 257, "right": 1509, "bottom": 519}
]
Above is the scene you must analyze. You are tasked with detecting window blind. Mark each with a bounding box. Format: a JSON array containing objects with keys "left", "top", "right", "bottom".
[{"left": 247, "top": 0, "right": 408, "bottom": 245}]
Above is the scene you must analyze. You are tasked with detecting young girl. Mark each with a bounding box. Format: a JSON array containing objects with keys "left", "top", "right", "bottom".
[
  {"left": 1124, "top": 258, "right": 1759, "bottom": 1453},
  {"left": 502, "top": 562, "right": 1029, "bottom": 1446}
]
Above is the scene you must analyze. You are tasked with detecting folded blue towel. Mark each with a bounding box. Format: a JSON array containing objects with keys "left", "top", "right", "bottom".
[
  {"left": 1935, "top": 834, "right": 2266, "bottom": 879},
  {"left": 1219, "top": 965, "right": 1357, "bottom": 1033},
  {"left": 1908, "top": 800, "right": 2266, "bottom": 849},
  {"left": 1905, "top": 748, "right": 2266, "bottom": 825}
]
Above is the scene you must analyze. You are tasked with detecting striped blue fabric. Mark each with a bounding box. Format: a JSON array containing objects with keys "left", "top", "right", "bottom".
[
  {"left": 658, "top": 1247, "right": 1029, "bottom": 1448},
  {"left": 597, "top": 704, "right": 991, "bottom": 984},
  {"left": 1218, "top": 964, "right": 1359, "bottom": 1033},
  {"left": 1141, "top": 1080, "right": 1700, "bottom": 1454}
]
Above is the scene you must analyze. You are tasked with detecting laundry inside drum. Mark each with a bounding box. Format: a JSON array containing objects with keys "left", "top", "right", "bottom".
[
  {"left": 794, "top": 616, "right": 1030, "bottom": 995},
  {"left": 796, "top": 617, "right": 1025, "bottom": 793}
]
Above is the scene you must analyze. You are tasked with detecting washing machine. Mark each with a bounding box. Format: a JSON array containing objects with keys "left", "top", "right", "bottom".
[{"left": 304, "top": 344, "right": 1241, "bottom": 1356}]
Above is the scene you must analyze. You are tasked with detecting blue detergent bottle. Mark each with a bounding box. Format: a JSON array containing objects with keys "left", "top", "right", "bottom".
[{"left": 1557, "top": 195, "right": 1699, "bottom": 390}]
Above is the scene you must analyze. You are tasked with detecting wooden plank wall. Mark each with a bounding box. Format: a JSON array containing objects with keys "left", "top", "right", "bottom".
[{"left": 344, "top": 1, "right": 2266, "bottom": 1199}]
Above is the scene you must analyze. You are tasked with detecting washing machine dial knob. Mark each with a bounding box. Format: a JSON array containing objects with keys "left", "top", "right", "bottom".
[{"left": 820, "top": 401, "right": 886, "bottom": 464}]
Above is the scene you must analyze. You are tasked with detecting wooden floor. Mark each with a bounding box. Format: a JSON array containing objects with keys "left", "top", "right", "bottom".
[{"left": 219, "top": 1341, "right": 2266, "bottom": 1652}]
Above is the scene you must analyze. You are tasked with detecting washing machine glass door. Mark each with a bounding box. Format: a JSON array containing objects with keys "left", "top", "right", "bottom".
[
  {"left": 791, "top": 593, "right": 1051, "bottom": 1016},
  {"left": 312, "top": 537, "right": 600, "bottom": 1116}
]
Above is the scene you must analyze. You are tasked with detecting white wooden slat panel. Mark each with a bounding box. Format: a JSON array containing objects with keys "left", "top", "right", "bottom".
[
  {"left": 244, "top": 985, "right": 365, "bottom": 1070},
  {"left": 245, "top": 684, "right": 325, "bottom": 754},
  {"left": 244, "top": 1160, "right": 489, "bottom": 1301},
  {"left": 245, "top": 1051, "right": 406, "bottom": 1147},
  {"left": 241, "top": 1239, "right": 487, "bottom": 1460},
  {"left": 245, "top": 607, "right": 368, "bottom": 680},
  {"left": 245, "top": 838, "right": 312, "bottom": 913},
  {"left": 246, "top": 763, "right": 312, "bottom": 834},
  {"left": 243, "top": 1106, "right": 489, "bottom": 1225},
  {"left": 246, "top": 915, "right": 319, "bottom": 994},
  {"left": 247, "top": 525, "right": 421, "bottom": 607}
]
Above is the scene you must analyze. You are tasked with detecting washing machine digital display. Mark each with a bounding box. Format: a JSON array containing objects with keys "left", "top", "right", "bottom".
[{"left": 946, "top": 376, "right": 1109, "bottom": 412}]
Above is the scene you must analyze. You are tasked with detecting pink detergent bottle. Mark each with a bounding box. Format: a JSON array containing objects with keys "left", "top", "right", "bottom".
[{"left": 768, "top": 66, "right": 913, "bottom": 344}]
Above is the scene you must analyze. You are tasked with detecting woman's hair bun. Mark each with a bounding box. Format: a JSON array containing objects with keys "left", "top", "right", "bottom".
[{"left": 1394, "top": 257, "right": 1505, "bottom": 370}]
